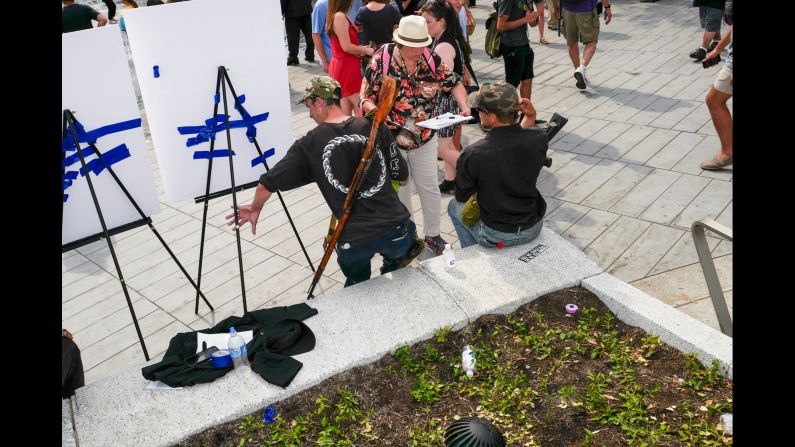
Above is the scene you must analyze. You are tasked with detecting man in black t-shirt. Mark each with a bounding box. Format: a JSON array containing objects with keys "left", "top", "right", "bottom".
[
  {"left": 62, "top": 0, "right": 108, "bottom": 33},
  {"left": 228, "top": 77, "right": 415, "bottom": 287}
]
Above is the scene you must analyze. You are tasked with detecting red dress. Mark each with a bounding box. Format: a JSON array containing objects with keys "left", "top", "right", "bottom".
[{"left": 329, "top": 16, "right": 363, "bottom": 97}]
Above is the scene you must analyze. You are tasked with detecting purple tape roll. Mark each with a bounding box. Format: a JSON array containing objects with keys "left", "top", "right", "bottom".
[
  {"left": 211, "top": 349, "right": 231, "bottom": 368},
  {"left": 565, "top": 303, "right": 579, "bottom": 315}
]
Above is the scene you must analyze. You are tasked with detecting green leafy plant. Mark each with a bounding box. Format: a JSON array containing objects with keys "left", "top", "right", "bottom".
[{"left": 683, "top": 354, "right": 721, "bottom": 391}]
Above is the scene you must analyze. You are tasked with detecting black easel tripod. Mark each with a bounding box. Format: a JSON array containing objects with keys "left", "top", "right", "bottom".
[
  {"left": 62, "top": 109, "right": 214, "bottom": 361},
  {"left": 192, "top": 66, "right": 315, "bottom": 314}
]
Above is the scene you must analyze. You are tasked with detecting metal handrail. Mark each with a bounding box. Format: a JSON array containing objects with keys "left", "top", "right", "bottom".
[{"left": 691, "top": 219, "right": 733, "bottom": 337}]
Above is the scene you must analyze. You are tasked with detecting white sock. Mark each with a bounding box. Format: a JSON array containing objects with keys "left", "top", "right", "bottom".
[{"left": 699, "top": 47, "right": 707, "bottom": 51}]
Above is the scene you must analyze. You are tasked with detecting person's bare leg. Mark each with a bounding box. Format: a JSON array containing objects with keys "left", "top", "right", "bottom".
[
  {"left": 582, "top": 41, "right": 597, "bottom": 67},
  {"left": 438, "top": 137, "right": 459, "bottom": 181},
  {"left": 452, "top": 125, "right": 463, "bottom": 152},
  {"left": 341, "top": 93, "right": 359, "bottom": 116},
  {"left": 701, "top": 30, "right": 717, "bottom": 49},
  {"left": 568, "top": 43, "right": 580, "bottom": 68},
  {"left": 538, "top": 2, "right": 546, "bottom": 41},
  {"left": 706, "top": 87, "right": 732, "bottom": 160},
  {"left": 520, "top": 78, "right": 532, "bottom": 101}
]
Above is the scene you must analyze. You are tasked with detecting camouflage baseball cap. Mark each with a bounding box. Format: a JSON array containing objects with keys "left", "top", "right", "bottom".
[
  {"left": 466, "top": 81, "right": 521, "bottom": 115},
  {"left": 296, "top": 76, "right": 342, "bottom": 105}
]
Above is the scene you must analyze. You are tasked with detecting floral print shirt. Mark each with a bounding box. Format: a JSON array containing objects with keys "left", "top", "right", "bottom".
[{"left": 361, "top": 43, "right": 461, "bottom": 149}]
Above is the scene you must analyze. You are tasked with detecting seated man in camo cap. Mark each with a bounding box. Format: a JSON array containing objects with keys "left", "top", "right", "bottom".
[
  {"left": 229, "top": 76, "right": 418, "bottom": 287},
  {"left": 447, "top": 81, "right": 548, "bottom": 249}
]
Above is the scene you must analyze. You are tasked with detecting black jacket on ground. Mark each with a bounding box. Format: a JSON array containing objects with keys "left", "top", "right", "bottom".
[
  {"left": 455, "top": 124, "right": 547, "bottom": 233},
  {"left": 141, "top": 303, "right": 318, "bottom": 388}
]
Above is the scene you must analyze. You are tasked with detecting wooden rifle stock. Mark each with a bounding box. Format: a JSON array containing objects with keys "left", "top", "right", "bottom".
[{"left": 307, "top": 77, "right": 399, "bottom": 299}]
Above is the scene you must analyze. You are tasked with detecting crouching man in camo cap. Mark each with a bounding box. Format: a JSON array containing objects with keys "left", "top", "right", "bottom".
[
  {"left": 447, "top": 81, "right": 548, "bottom": 249},
  {"left": 228, "top": 76, "right": 419, "bottom": 287}
]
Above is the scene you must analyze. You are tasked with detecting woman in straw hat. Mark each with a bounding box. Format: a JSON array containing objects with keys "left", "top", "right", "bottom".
[{"left": 360, "top": 14, "right": 470, "bottom": 256}]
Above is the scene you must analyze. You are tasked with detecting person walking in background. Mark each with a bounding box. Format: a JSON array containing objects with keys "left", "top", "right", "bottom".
[
  {"left": 688, "top": 0, "right": 725, "bottom": 62},
  {"left": 547, "top": 0, "right": 559, "bottom": 30},
  {"left": 496, "top": 0, "right": 540, "bottom": 100},
  {"left": 62, "top": 0, "right": 108, "bottom": 33},
  {"left": 314, "top": 0, "right": 362, "bottom": 74},
  {"left": 282, "top": 0, "right": 316, "bottom": 66},
  {"left": 355, "top": 0, "right": 402, "bottom": 48},
  {"left": 555, "top": 0, "right": 612, "bottom": 90},
  {"left": 101, "top": 0, "right": 119, "bottom": 24},
  {"left": 420, "top": 0, "right": 472, "bottom": 195},
  {"left": 360, "top": 15, "right": 470, "bottom": 256},
  {"left": 700, "top": 2, "right": 732, "bottom": 170},
  {"left": 328, "top": 0, "right": 376, "bottom": 115},
  {"left": 532, "top": 0, "right": 549, "bottom": 44}
]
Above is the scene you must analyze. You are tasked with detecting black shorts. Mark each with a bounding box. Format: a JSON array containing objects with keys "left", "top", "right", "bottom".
[{"left": 501, "top": 43, "right": 534, "bottom": 86}]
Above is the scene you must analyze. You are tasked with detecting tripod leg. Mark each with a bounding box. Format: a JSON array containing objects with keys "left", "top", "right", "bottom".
[{"left": 64, "top": 110, "right": 149, "bottom": 360}]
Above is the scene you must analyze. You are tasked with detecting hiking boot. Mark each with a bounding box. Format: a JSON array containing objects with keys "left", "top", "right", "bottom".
[
  {"left": 439, "top": 179, "right": 455, "bottom": 194},
  {"left": 700, "top": 155, "right": 732, "bottom": 170},
  {"left": 574, "top": 66, "right": 587, "bottom": 89},
  {"left": 425, "top": 235, "right": 448, "bottom": 256},
  {"left": 287, "top": 57, "right": 300, "bottom": 66},
  {"left": 689, "top": 47, "right": 707, "bottom": 61}
]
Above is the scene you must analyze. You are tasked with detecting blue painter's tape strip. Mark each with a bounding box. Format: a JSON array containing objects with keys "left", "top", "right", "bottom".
[
  {"left": 192, "top": 149, "right": 235, "bottom": 159},
  {"left": 250, "top": 147, "right": 276, "bottom": 167},
  {"left": 79, "top": 144, "right": 131, "bottom": 177},
  {"left": 214, "top": 93, "right": 220, "bottom": 105},
  {"left": 62, "top": 147, "right": 95, "bottom": 168},
  {"left": 63, "top": 194, "right": 69, "bottom": 203},
  {"left": 62, "top": 118, "right": 142, "bottom": 152},
  {"left": 153, "top": 65, "right": 160, "bottom": 78}
]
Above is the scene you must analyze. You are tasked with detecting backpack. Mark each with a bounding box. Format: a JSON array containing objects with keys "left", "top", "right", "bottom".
[
  {"left": 484, "top": 2, "right": 501, "bottom": 59},
  {"left": 380, "top": 43, "right": 437, "bottom": 78}
]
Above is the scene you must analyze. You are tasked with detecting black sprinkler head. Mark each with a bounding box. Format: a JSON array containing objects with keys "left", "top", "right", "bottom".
[{"left": 444, "top": 417, "right": 506, "bottom": 447}]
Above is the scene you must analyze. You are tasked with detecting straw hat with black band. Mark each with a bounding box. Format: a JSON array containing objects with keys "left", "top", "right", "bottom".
[{"left": 393, "top": 15, "right": 433, "bottom": 48}]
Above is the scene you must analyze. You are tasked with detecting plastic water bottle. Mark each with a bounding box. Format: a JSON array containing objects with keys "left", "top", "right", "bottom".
[
  {"left": 443, "top": 244, "right": 456, "bottom": 271},
  {"left": 228, "top": 327, "right": 249, "bottom": 369},
  {"left": 462, "top": 345, "right": 476, "bottom": 377}
]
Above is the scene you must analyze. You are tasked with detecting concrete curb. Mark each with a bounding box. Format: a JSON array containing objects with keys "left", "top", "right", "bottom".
[
  {"left": 582, "top": 273, "right": 733, "bottom": 379},
  {"left": 64, "top": 229, "right": 732, "bottom": 446}
]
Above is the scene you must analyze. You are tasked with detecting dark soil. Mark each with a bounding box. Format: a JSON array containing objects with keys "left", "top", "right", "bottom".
[{"left": 176, "top": 286, "right": 733, "bottom": 446}]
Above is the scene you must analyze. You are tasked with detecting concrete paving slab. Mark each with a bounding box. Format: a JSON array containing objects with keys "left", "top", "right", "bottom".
[
  {"left": 419, "top": 228, "right": 602, "bottom": 321},
  {"left": 640, "top": 173, "right": 710, "bottom": 225},
  {"left": 583, "top": 273, "right": 732, "bottom": 379},
  {"left": 676, "top": 290, "right": 733, "bottom": 333},
  {"left": 581, "top": 164, "right": 653, "bottom": 211},
  {"left": 608, "top": 223, "right": 684, "bottom": 283},
  {"left": 63, "top": 398, "right": 77, "bottom": 447},
  {"left": 561, "top": 208, "right": 621, "bottom": 251},
  {"left": 631, "top": 254, "right": 733, "bottom": 308},
  {"left": 71, "top": 266, "right": 464, "bottom": 447}
]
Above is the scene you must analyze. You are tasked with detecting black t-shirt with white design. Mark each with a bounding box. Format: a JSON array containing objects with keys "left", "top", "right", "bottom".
[{"left": 260, "top": 117, "right": 410, "bottom": 245}]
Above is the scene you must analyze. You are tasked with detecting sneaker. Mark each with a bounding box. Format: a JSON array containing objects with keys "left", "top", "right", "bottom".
[
  {"left": 287, "top": 57, "right": 299, "bottom": 66},
  {"left": 305, "top": 56, "right": 315, "bottom": 63},
  {"left": 439, "top": 179, "right": 455, "bottom": 194},
  {"left": 425, "top": 235, "right": 448, "bottom": 256},
  {"left": 574, "top": 66, "right": 586, "bottom": 89},
  {"left": 707, "top": 41, "right": 719, "bottom": 52},
  {"left": 700, "top": 155, "right": 732, "bottom": 170},
  {"left": 689, "top": 47, "right": 707, "bottom": 61}
]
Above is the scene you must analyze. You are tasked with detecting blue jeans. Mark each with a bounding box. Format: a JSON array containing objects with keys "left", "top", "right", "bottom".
[
  {"left": 447, "top": 200, "right": 543, "bottom": 249},
  {"left": 336, "top": 220, "right": 416, "bottom": 287}
]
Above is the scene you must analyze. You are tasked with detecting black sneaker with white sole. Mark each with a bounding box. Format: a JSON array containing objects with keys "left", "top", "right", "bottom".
[
  {"left": 689, "top": 47, "right": 707, "bottom": 61},
  {"left": 574, "top": 71, "right": 586, "bottom": 89}
]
